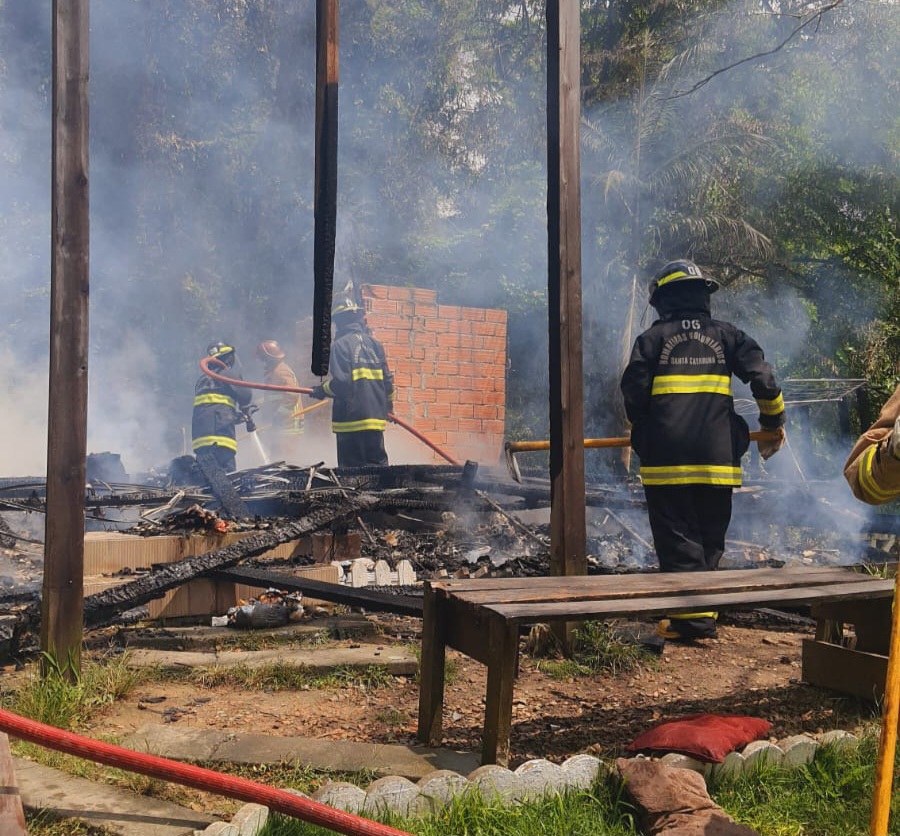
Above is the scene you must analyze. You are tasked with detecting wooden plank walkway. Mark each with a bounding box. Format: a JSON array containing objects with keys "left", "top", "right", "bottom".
[{"left": 416, "top": 567, "right": 895, "bottom": 766}]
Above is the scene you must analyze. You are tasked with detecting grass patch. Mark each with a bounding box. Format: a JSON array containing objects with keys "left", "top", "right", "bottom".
[
  {"left": 151, "top": 661, "right": 395, "bottom": 692},
  {"left": 204, "top": 760, "right": 380, "bottom": 795},
  {"left": 260, "top": 779, "right": 638, "bottom": 836},
  {"left": 26, "top": 811, "right": 116, "bottom": 836},
  {"left": 210, "top": 628, "right": 333, "bottom": 653},
  {"left": 533, "top": 621, "right": 656, "bottom": 680},
  {"left": 3, "top": 652, "right": 142, "bottom": 729},
  {"left": 710, "top": 731, "right": 898, "bottom": 836}
]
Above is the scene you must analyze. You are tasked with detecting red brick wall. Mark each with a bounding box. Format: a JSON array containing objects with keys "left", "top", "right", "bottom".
[{"left": 361, "top": 284, "right": 507, "bottom": 465}]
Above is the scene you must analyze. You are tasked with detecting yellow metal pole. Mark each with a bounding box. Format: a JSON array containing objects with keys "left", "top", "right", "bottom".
[
  {"left": 871, "top": 570, "right": 900, "bottom": 835},
  {"left": 506, "top": 430, "right": 779, "bottom": 454}
]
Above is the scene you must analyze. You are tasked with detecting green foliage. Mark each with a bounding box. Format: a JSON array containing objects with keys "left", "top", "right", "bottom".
[
  {"left": 5, "top": 653, "right": 142, "bottom": 730},
  {"left": 160, "top": 661, "right": 394, "bottom": 692},
  {"left": 534, "top": 620, "right": 657, "bottom": 680}
]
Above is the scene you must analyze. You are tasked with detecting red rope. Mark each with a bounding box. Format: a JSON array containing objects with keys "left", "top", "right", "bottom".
[
  {"left": 200, "top": 357, "right": 461, "bottom": 466},
  {"left": 0, "top": 708, "right": 410, "bottom": 836}
]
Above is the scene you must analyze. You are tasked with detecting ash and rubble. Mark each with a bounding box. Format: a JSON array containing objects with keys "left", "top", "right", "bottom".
[{"left": 0, "top": 459, "right": 896, "bottom": 606}]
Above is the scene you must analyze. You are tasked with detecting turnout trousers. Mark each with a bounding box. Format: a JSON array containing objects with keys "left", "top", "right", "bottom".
[
  {"left": 643, "top": 484, "right": 733, "bottom": 639},
  {"left": 336, "top": 430, "right": 388, "bottom": 468}
]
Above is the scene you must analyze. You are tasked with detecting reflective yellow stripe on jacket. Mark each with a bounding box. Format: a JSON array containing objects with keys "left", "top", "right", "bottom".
[
  {"left": 858, "top": 444, "right": 896, "bottom": 503},
  {"left": 640, "top": 464, "right": 742, "bottom": 486},
  {"left": 332, "top": 418, "right": 388, "bottom": 433},
  {"left": 193, "top": 393, "right": 237, "bottom": 409},
  {"left": 756, "top": 392, "right": 785, "bottom": 416},
  {"left": 351, "top": 367, "right": 384, "bottom": 382},
  {"left": 651, "top": 374, "right": 732, "bottom": 396},
  {"left": 192, "top": 435, "right": 238, "bottom": 452}
]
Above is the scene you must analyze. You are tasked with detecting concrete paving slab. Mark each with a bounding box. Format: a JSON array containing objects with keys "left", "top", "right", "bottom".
[
  {"left": 119, "top": 616, "right": 376, "bottom": 650},
  {"left": 126, "top": 644, "right": 417, "bottom": 675},
  {"left": 123, "top": 724, "right": 480, "bottom": 782},
  {"left": 13, "top": 757, "right": 216, "bottom": 836}
]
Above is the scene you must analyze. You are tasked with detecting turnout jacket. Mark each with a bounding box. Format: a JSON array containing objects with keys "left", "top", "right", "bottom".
[
  {"left": 621, "top": 310, "right": 784, "bottom": 487},
  {"left": 322, "top": 322, "right": 394, "bottom": 433},
  {"left": 192, "top": 368, "right": 253, "bottom": 454},
  {"left": 844, "top": 384, "right": 900, "bottom": 505},
  {"left": 261, "top": 360, "right": 303, "bottom": 436}
]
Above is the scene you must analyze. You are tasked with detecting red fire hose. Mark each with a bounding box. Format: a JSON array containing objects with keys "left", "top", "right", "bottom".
[
  {"left": 200, "top": 356, "right": 461, "bottom": 466},
  {"left": 0, "top": 708, "right": 410, "bottom": 836}
]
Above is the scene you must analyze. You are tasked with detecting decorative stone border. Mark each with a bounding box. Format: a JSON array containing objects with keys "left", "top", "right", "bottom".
[{"left": 194, "top": 730, "right": 862, "bottom": 835}]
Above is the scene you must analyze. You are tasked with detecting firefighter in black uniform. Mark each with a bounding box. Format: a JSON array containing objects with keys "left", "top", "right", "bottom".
[
  {"left": 192, "top": 341, "right": 253, "bottom": 473},
  {"left": 620, "top": 260, "right": 786, "bottom": 640},
  {"left": 309, "top": 295, "right": 395, "bottom": 467}
]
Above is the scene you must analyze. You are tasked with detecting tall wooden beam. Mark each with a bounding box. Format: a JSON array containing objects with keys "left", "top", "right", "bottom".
[
  {"left": 42, "top": 0, "right": 90, "bottom": 677},
  {"left": 311, "top": 0, "right": 339, "bottom": 377},
  {"left": 546, "top": 0, "right": 586, "bottom": 580}
]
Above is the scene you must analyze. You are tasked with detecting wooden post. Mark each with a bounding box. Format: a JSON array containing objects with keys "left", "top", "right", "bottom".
[
  {"left": 42, "top": 0, "right": 90, "bottom": 678},
  {"left": 311, "top": 0, "right": 339, "bottom": 377},
  {"left": 546, "top": 0, "right": 586, "bottom": 588}
]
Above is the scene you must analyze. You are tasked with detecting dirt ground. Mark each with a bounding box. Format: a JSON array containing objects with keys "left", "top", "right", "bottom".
[{"left": 89, "top": 611, "right": 878, "bottom": 769}]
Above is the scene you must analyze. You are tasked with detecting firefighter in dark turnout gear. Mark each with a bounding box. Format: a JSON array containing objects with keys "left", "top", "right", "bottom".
[
  {"left": 620, "top": 260, "right": 785, "bottom": 640},
  {"left": 192, "top": 342, "right": 253, "bottom": 473},
  {"left": 309, "top": 296, "right": 395, "bottom": 467}
]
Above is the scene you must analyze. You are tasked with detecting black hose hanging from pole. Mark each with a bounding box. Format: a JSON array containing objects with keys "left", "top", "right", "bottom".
[{"left": 312, "top": 0, "right": 339, "bottom": 377}]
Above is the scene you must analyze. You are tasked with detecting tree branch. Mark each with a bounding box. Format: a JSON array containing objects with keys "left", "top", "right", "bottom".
[{"left": 669, "top": 0, "right": 845, "bottom": 100}]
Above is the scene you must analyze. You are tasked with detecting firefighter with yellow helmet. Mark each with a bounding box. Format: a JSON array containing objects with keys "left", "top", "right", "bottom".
[
  {"left": 620, "top": 259, "right": 785, "bottom": 640},
  {"left": 309, "top": 292, "right": 394, "bottom": 467}
]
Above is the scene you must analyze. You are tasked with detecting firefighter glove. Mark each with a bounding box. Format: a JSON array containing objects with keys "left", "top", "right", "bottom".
[
  {"left": 310, "top": 385, "right": 327, "bottom": 401},
  {"left": 757, "top": 426, "right": 786, "bottom": 461},
  {"left": 889, "top": 416, "right": 900, "bottom": 460}
]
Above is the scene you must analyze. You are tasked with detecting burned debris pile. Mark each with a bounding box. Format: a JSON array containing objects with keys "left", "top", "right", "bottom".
[{"left": 0, "top": 458, "right": 897, "bottom": 659}]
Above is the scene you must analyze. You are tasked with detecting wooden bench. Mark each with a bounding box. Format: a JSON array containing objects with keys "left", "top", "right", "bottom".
[{"left": 416, "top": 567, "right": 895, "bottom": 766}]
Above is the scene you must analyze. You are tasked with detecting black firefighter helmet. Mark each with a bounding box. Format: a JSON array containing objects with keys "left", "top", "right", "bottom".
[
  {"left": 206, "top": 340, "right": 236, "bottom": 367},
  {"left": 648, "top": 259, "right": 720, "bottom": 306}
]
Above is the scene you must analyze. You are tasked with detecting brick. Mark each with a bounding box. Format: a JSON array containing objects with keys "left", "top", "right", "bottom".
[
  {"left": 436, "top": 333, "right": 460, "bottom": 349},
  {"left": 425, "top": 402, "right": 452, "bottom": 419},
  {"left": 372, "top": 313, "right": 407, "bottom": 331},
  {"left": 410, "top": 345, "right": 427, "bottom": 360},
  {"left": 362, "top": 284, "right": 390, "bottom": 300},
  {"left": 460, "top": 307, "right": 487, "bottom": 322},
  {"left": 412, "top": 288, "right": 438, "bottom": 303},
  {"left": 470, "top": 377, "right": 496, "bottom": 392},
  {"left": 474, "top": 405, "right": 500, "bottom": 419},
  {"left": 483, "top": 391, "right": 506, "bottom": 406},
  {"left": 472, "top": 321, "right": 496, "bottom": 336},
  {"left": 399, "top": 301, "right": 415, "bottom": 318},
  {"left": 452, "top": 318, "right": 473, "bottom": 335},
  {"left": 485, "top": 308, "right": 507, "bottom": 323},
  {"left": 438, "top": 304, "right": 462, "bottom": 320},
  {"left": 387, "top": 285, "right": 414, "bottom": 300},
  {"left": 482, "top": 419, "right": 506, "bottom": 436},
  {"left": 456, "top": 362, "right": 477, "bottom": 377},
  {"left": 394, "top": 358, "right": 422, "bottom": 375},
  {"left": 483, "top": 336, "right": 507, "bottom": 352},
  {"left": 368, "top": 298, "right": 400, "bottom": 314},
  {"left": 412, "top": 303, "right": 438, "bottom": 319},
  {"left": 435, "top": 389, "right": 458, "bottom": 404},
  {"left": 457, "top": 334, "right": 476, "bottom": 349},
  {"left": 435, "top": 361, "right": 458, "bottom": 377},
  {"left": 471, "top": 349, "right": 498, "bottom": 365},
  {"left": 392, "top": 372, "right": 413, "bottom": 388},
  {"left": 458, "top": 418, "right": 484, "bottom": 433},
  {"left": 450, "top": 403, "right": 475, "bottom": 418},
  {"left": 414, "top": 331, "right": 439, "bottom": 347}
]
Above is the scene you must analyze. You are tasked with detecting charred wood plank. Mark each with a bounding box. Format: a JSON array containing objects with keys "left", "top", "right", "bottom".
[
  {"left": 211, "top": 567, "right": 423, "bottom": 617},
  {"left": 195, "top": 449, "right": 249, "bottom": 520},
  {"left": 31, "top": 495, "right": 373, "bottom": 630}
]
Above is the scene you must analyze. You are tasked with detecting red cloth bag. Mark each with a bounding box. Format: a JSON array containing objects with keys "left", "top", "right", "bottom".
[{"left": 625, "top": 713, "right": 772, "bottom": 763}]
